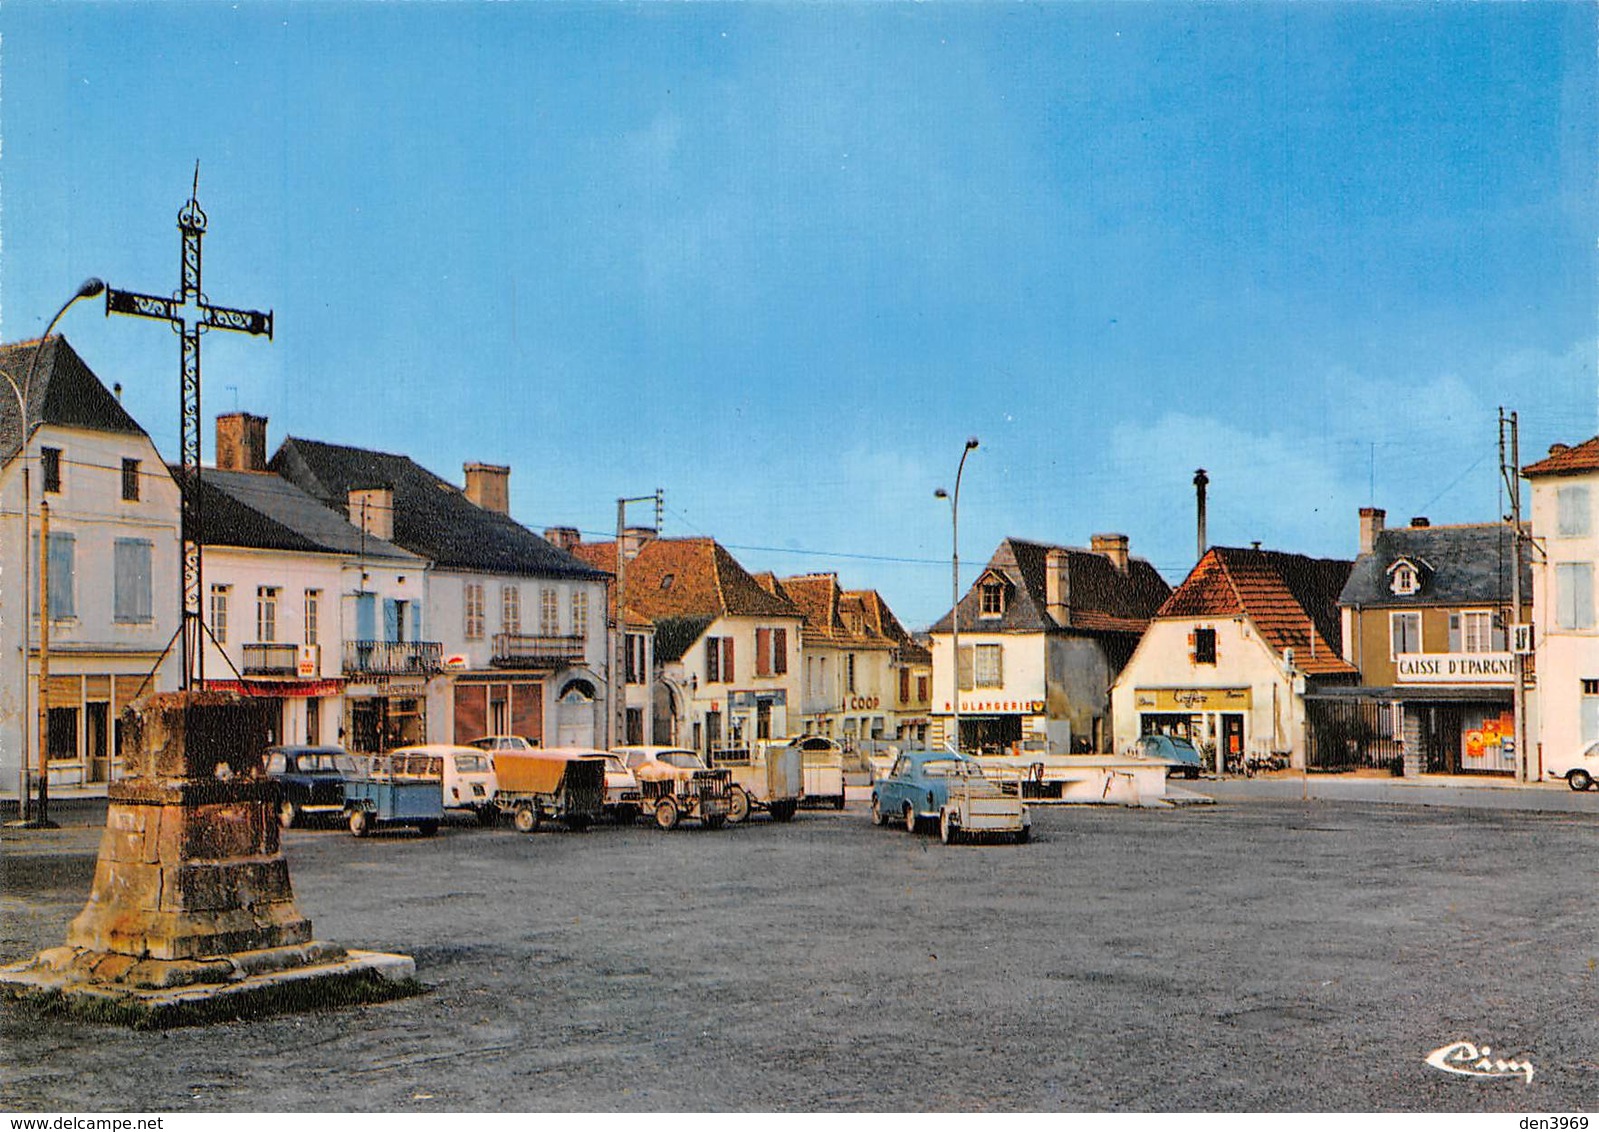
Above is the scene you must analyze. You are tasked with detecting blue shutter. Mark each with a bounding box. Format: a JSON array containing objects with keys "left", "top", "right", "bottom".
[
  {"left": 356, "top": 593, "right": 376, "bottom": 641},
  {"left": 383, "top": 599, "right": 400, "bottom": 643},
  {"left": 410, "top": 602, "right": 422, "bottom": 641},
  {"left": 48, "top": 533, "right": 74, "bottom": 618}
]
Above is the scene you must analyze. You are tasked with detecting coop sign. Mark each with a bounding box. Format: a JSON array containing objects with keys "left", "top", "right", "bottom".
[{"left": 1396, "top": 653, "right": 1514, "bottom": 685}]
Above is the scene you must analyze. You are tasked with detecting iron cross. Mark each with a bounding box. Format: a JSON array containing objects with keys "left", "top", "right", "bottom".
[{"left": 105, "top": 168, "right": 274, "bottom": 688}]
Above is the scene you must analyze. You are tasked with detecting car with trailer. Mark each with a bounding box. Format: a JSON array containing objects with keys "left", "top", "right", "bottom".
[
  {"left": 265, "top": 744, "right": 351, "bottom": 829},
  {"left": 340, "top": 750, "right": 447, "bottom": 837},
  {"left": 871, "top": 749, "right": 1030, "bottom": 845},
  {"left": 490, "top": 748, "right": 607, "bottom": 833},
  {"left": 709, "top": 741, "right": 803, "bottom": 823},
  {"left": 612, "top": 746, "right": 732, "bottom": 830}
]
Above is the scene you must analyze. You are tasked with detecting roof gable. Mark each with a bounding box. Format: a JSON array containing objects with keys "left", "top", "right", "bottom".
[
  {"left": 1339, "top": 524, "right": 1528, "bottom": 607},
  {"left": 1524, "top": 437, "right": 1599, "bottom": 478},
  {"left": 1, "top": 337, "right": 149, "bottom": 465},
  {"left": 577, "top": 537, "right": 800, "bottom": 626}
]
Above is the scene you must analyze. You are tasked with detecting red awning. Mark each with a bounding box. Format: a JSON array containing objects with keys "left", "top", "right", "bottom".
[{"left": 204, "top": 678, "right": 345, "bottom": 699}]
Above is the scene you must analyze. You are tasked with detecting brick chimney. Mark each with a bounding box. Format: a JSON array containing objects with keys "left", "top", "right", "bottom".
[
  {"left": 1549, "top": 442, "right": 1570, "bottom": 458},
  {"left": 463, "top": 462, "right": 510, "bottom": 515},
  {"left": 1090, "top": 533, "right": 1130, "bottom": 573},
  {"left": 216, "top": 413, "right": 268, "bottom": 472},
  {"left": 1410, "top": 516, "right": 1430, "bottom": 529},
  {"left": 1044, "top": 547, "right": 1069, "bottom": 624},
  {"left": 348, "top": 486, "right": 394, "bottom": 542},
  {"left": 1359, "top": 507, "right": 1386, "bottom": 555},
  {"left": 622, "top": 526, "right": 657, "bottom": 561},
  {"left": 544, "top": 526, "right": 581, "bottom": 553}
]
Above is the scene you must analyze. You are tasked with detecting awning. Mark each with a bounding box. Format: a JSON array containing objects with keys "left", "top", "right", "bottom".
[{"left": 204, "top": 678, "right": 345, "bottom": 699}]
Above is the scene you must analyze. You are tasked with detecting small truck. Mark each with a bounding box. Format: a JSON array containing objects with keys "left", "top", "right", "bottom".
[
  {"left": 490, "top": 749, "right": 607, "bottom": 833},
  {"left": 710, "top": 742, "right": 803, "bottom": 823}
]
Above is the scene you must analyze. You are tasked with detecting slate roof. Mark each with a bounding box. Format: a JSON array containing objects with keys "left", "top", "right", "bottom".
[
  {"left": 1159, "top": 546, "right": 1357, "bottom": 676},
  {"left": 1339, "top": 523, "right": 1528, "bottom": 608},
  {"left": 1523, "top": 437, "right": 1599, "bottom": 478},
  {"left": 188, "top": 467, "right": 421, "bottom": 562},
  {"left": 928, "top": 537, "right": 1172, "bottom": 636},
  {"left": 269, "top": 437, "right": 604, "bottom": 580},
  {"left": 1, "top": 337, "right": 149, "bottom": 465}
]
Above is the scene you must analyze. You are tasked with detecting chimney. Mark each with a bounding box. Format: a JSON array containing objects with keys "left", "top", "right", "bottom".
[
  {"left": 348, "top": 485, "right": 394, "bottom": 542},
  {"left": 544, "top": 526, "right": 581, "bottom": 553},
  {"left": 216, "top": 412, "right": 268, "bottom": 472},
  {"left": 1090, "top": 533, "right": 1130, "bottom": 573},
  {"left": 1410, "top": 516, "right": 1430, "bottom": 529},
  {"left": 622, "top": 526, "right": 657, "bottom": 561},
  {"left": 113, "top": 383, "right": 123, "bottom": 402},
  {"left": 1359, "top": 506, "right": 1386, "bottom": 555},
  {"left": 1550, "top": 442, "right": 1571, "bottom": 458},
  {"left": 1194, "top": 468, "right": 1209, "bottom": 562},
  {"left": 1044, "top": 548, "right": 1069, "bottom": 624},
  {"left": 463, "top": 461, "right": 510, "bottom": 515}
]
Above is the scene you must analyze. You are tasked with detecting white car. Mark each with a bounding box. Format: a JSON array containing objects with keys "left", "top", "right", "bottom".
[
  {"left": 1546, "top": 740, "right": 1599, "bottom": 791},
  {"left": 388, "top": 743, "right": 499, "bottom": 821}
]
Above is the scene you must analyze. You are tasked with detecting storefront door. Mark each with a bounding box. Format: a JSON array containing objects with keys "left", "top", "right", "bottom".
[{"left": 1222, "top": 714, "right": 1244, "bottom": 764}]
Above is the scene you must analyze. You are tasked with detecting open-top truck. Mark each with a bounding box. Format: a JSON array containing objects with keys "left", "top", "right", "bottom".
[
  {"left": 710, "top": 741, "right": 803, "bottom": 823},
  {"left": 490, "top": 749, "right": 606, "bottom": 833},
  {"left": 613, "top": 746, "right": 732, "bottom": 830}
]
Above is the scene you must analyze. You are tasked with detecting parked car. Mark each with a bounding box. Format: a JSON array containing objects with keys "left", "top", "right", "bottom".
[
  {"left": 341, "top": 750, "right": 446, "bottom": 837},
  {"left": 612, "top": 746, "right": 732, "bottom": 830},
  {"left": 599, "top": 752, "right": 643, "bottom": 823},
  {"left": 467, "top": 734, "right": 540, "bottom": 752},
  {"left": 871, "top": 749, "right": 1030, "bottom": 844},
  {"left": 1546, "top": 739, "right": 1599, "bottom": 791},
  {"left": 1136, "top": 733, "right": 1204, "bottom": 779},
  {"left": 265, "top": 744, "right": 350, "bottom": 829},
  {"left": 490, "top": 748, "right": 607, "bottom": 832},
  {"left": 388, "top": 743, "right": 500, "bottom": 822}
]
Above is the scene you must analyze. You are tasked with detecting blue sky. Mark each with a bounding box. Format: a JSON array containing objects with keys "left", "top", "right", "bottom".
[{"left": 3, "top": 3, "right": 1594, "bottom": 626}]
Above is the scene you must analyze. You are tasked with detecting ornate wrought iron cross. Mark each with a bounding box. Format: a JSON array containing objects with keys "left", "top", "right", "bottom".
[{"left": 105, "top": 168, "right": 274, "bottom": 688}]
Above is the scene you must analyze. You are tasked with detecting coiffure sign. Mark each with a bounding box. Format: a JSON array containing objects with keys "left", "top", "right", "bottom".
[{"left": 1395, "top": 652, "right": 1515, "bottom": 685}]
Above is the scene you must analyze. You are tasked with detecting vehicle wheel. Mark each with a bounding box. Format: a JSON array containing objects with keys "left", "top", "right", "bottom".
[
  {"left": 771, "top": 801, "right": 797, "bottom": 822},
  {"left": 834, "top": 794, "right": 846, "bottom": 811},
  {"left": 566, "top": 814, "right": 592, "bottom": 832},
  {"left": 475, "top": 806, "right": 498, "bottom": 827},
  {"left": 278, "top": 800, "right": 299, "bottom": 830},
  {"left": 939, "top": 808, "right": 959, "bottom": 845},
  {"left": 703, "top": 815, "right": 727, "bottom": 830},
  {"left": 655, "top": 797, "right": 681, "bottom": 831},
  {"left": 1017, "top": 824, "right": 1031, "bottom": 845},
  {"left": 871, "top": 795, "right": 887, "bottom": 826},
  {"left": 1570, "top": 770, "right": 1593, "bottom": 792},
  {"left": 513, "top": 805, "right": 540, "bottom": 834},
  {"left": 417, "top": 820, "right": 439, "bottom": 838},
  {"left": 348, "top": 809, "right": 370, "bottom": 838},
  {"left": 727, "top": 786, "right": 751, "bottom": 824},
  {"left": 903, "top": 804, "right": 917, "bottom": 834}
]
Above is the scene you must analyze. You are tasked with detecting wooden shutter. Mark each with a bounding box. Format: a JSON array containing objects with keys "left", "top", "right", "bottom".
[
  {"left": 773, "top": 628, "right": 788, "bottom": 675},
  {"left": 756, "top": 628, "right": 772, "bottom": 676},
  {"left": 957, "top": 645, "right": 974, "bottom": 691},
  {"left": 723, "top": 637, "right": 736, "bottom": 684},
  {"left": 900, "top": 668, "right": 911, "bottom": 704},
  {"left": 706, "top": 638, "right": 720, "bottom": 684}
]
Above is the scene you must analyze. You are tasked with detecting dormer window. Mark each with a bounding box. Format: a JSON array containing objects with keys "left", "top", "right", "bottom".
[
  {"left": 1388, "top": 560, "right": 1421, "bottom": 597},
  {"left": 980, "top": 580, "right": 1007, "bottom": 617},
  {"left": 659, "top": 573, "right": 675, "bottom": 592}
]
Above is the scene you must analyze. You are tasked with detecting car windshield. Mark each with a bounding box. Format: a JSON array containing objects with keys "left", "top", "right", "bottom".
[
  {"left": 659, "top": 751, "right": 705, "bottom": 770},
  {"left": 603, "top": 756, "right": 629, "bottom": 774},
  {"left": 298, "top": 753, "right": 343, "bottom": 773},
  {"left": 454, "top": 753, "right": 492, "bottom": 773}
]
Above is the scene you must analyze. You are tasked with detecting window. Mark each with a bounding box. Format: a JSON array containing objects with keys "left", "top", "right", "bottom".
[
  {"left": 304, "top": 590, "right": 321, "bottom": 647},
  {"left": 625, "top": 633, "right": 648, "bottom": 684},
  {"left": 41, "top": 447, "right": 61, "bottom": 493},
  {"left": 210, "top": 585, "right": 230, "bottom": 643},
  {"left": 121, "top": 458, "right": 140, "bottom": 502},
  {"left": 1390, "top": 611, "right": 1421, "bottom": 656},
  {"left": 113, "top": 539, "right": 153, "bottom": 623},
  {"left": 1557, "top": 563, "right": 1596, "bottom": 630},
  {"left": 1460, "top": 610, "right": 1494, "bottom": 654},
  {"left": 980, "top": 581, "right": 1006, "bottom": 617},
  {"left": 1558, "top": 486, "right": 1592, "bottom": 538},
  {"left": 501, "top": 584, "right": 521, "bottom": 635},
  {"left": 464, "top": 582, "right": 485, "bottom": 640},
  {"left": 540, "top": 588, "right": 559, "bottom": 636},
  {"left": 256, "top": 586, "right": 280, "bottom": 643},
  {"left": 572, "top": 591, "right": 588, "bottom": 639},
  {"left": 706, "top": 636, "right": 734, "bottom": 684},
  {"left": 846, "top": 653, "right": 857, "bottom": 693},
  {"left": 900, "top": 668, "right": 911, "bottom": 704},
  {"left": 917, "top": 675, "right": 929, "bottom": 702},
  {"left": 1390, "top": 563, "right": 1419, "bottom": 596},
  {"left": 1193, "top": 627, "right": 1217, "bottom": 665},
  {"left": 755, "top": 627, "right": 788, "bottom": 677},
  {"left": 32, "top": 532, "right": 74, "bottom": 618},
  {"left": 974, "top": 643, "right": 1003, "bottom": 688}
]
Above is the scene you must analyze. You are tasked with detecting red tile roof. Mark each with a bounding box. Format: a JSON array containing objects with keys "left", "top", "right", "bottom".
[
  {"left": 1523, "top": 437, "right": 1599, "bottom": 478},
  {"left": 1159, "top": 547, "right": 1357, "bottom": 676},
  {"left": 571, "top": 537, "right": 799, "bottom": 624}
]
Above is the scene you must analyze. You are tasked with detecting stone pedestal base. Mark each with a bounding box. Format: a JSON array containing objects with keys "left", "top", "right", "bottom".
[{"left": 0, "top": 941, "right": 417, "bottom": 1027}]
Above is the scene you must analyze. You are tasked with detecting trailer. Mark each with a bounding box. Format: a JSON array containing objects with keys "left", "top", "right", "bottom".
[
  {"left": 490, "top": 750, "right": 607, "bottom": 833},
  {"left": 710, "top": 742, "right": 803, "bottom": 823}
]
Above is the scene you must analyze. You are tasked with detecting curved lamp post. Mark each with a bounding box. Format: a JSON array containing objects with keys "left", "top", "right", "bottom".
[
  {"left": 934, "top": 436, "right": 979, "bottom": 755},
  {"left": 4, "top": 278, "right": 105, "bottom": 827}
]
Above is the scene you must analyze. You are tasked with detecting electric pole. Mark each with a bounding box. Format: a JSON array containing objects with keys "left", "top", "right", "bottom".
[{"left": 1500, "top": 408, "right": 1529, "bottom": 783}]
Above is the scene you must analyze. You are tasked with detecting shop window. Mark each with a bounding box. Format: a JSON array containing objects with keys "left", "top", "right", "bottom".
[
  {"left": 121, "top": 458, "right": 141, "bottom": 502},
  {"left": 974, "top": 644, "right": 1003, "bottom": 688},
  {"left": 1192, "top": 627, "right": 1217, "bottom": 665},
  {"left": 1584, "top": 680, "right": 1599, "bottom": 744},
  {"left": 1390, "top": 611, "right": 1421, "bottom": 657}
]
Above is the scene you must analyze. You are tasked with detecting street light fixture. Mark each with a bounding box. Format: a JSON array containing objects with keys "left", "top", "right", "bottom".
[
  {"left": 934, "top": 436, "right": 979, "bottom": 755},
  {"left": 4, "top": 278, "right": 105, "bottom": 828}
]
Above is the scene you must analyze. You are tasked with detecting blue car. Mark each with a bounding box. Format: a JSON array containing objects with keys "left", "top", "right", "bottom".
[
  {"left": 1136, "top": 733, "right": 1204, "bottom": 779},
  {"left": 871, "top": 749, "right": 1030, "bottom": 844},
  {"left": 265, "top": 745, "right": 351, "bottom": 829}
]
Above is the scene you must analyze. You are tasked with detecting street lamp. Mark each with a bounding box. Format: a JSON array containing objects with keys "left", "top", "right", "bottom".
[
  {"left": 4, "top": 278, "right": 105, "bottom": 827},
  {"left": 934, "top": 436, "right": 979, "bottom": 755}
]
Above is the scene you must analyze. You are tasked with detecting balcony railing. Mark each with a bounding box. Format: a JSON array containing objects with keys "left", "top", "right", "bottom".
[
  {"left": 243, "top": 642, "right": 300, "bottom": 676},
  {"left": 343, "top": 640, "right": 444, "bottom": 676},
  {"left": 492, "top": 633, "right": 587, "bottom": 668}
]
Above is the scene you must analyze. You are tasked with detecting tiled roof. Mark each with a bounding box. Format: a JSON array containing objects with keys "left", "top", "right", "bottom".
[
  {"left": 773, "top": 573, "right": 921, "bottom": 656},
  {"left": 1523, "top": 437, "right": 1599, "bottom": 478},
  {"left": 1339, "top": 523, "right": 1529, "bottom": 607},
  {"left": 928, "top": 537, "right": 1171, "bottom": 636},
  {"left": 1160, "top": 546, "right": 1356, "bottom": 676},
  {"left": 269, "top": 437, "right": 604, "bottom": 580},
  {"left": 1, "top": 337, "right": 148, "bottom": 465},
  {"left": 190, "top": 467, "right": 421, "bottom": 562},
  {"left": 572, "top": 537, "right": 800, "bottom": 628}
]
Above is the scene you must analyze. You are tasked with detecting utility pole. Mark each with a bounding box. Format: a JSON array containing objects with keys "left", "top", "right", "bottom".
[
  {"left": 613, "top": 490, "right": 663, "bottom": 748},
  {"left": 35, "top": 500, "right": 54, "bottom": 827},
  {"left": 1500, "top": 408, "right": 1529, "bottom": 783}
]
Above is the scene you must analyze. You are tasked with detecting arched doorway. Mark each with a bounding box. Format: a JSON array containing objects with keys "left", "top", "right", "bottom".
[{"left": 556, "top": 678, "right": 598, "bottom": 748}]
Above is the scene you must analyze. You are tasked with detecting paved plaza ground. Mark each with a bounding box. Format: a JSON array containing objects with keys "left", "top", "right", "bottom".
[{"left": 4, "top": 791, "right": 1598, "bottom": 1112}]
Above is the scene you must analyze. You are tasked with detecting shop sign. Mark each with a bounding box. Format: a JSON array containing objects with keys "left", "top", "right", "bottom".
[
  {"left": 844, "top": 696, "right": 880, "bottom": 711},
  {"left": 730, "top": 689, "right": 787, "bottom": 708},
  {"left": 1395, "top": 652, "right": 1514, "bottom": 685},
  {"left": 1135, "top": 687, "right": 1252, "bottom": 712},
  {"left": 941, "top": 699, "right": 1046, "bottom": 714},
  {"left": 443, "top": 654, "right": 470, "bottom": 672}
]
